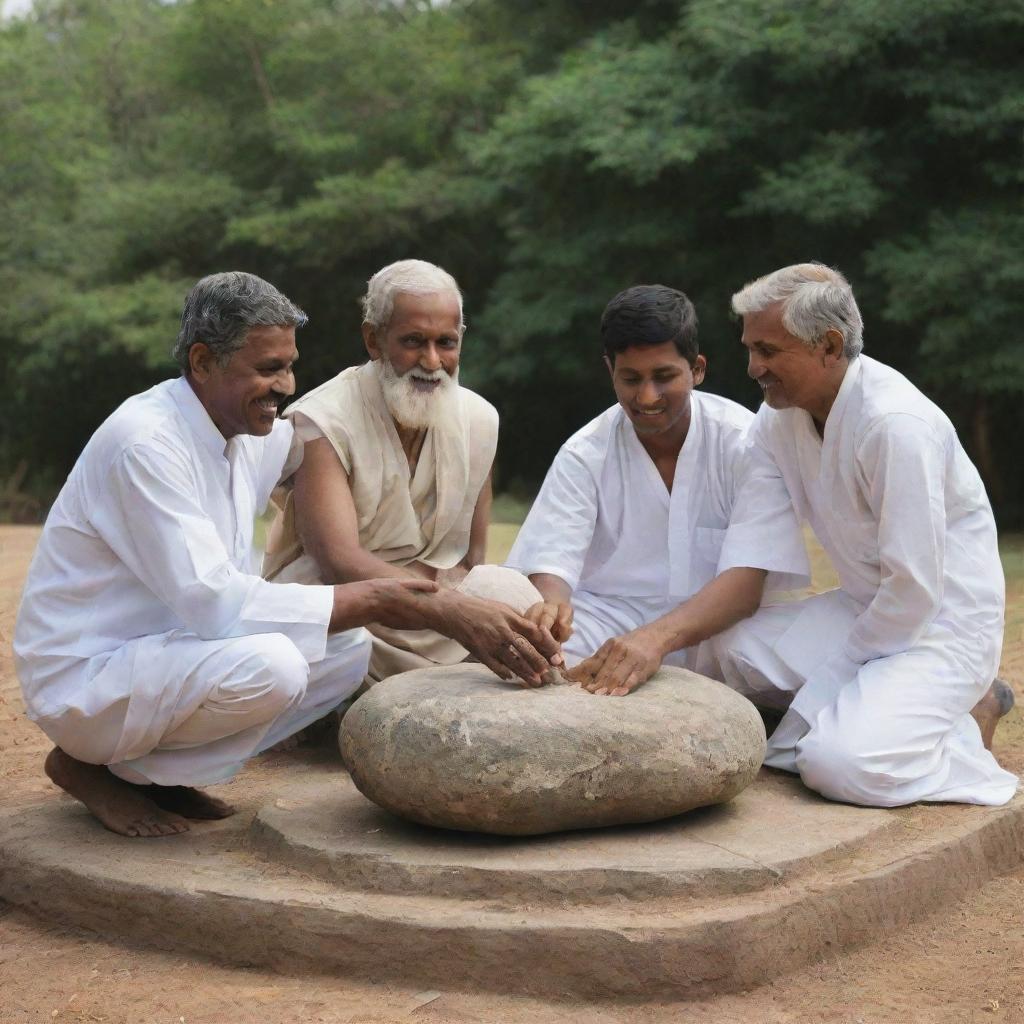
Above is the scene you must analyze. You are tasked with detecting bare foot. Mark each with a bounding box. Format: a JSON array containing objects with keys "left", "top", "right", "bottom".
[
  {"left": 44, "top": 748, "right": 190, "bottom": 838},
  {"left": 970, "top": 678, "right": 1015, "bottom": 750},
  {"left": 143, "top": 785, "right": 235, "bottom": 820}
]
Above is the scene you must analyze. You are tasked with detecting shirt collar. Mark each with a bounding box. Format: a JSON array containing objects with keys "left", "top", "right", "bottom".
[{"left": 170, "top": 375, "right": 229, "bottom": 459}]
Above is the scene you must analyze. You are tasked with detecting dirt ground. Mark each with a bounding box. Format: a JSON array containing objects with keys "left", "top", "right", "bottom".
[{"left": 3, "top": 524, "right": 1024, "bottom": 1024}]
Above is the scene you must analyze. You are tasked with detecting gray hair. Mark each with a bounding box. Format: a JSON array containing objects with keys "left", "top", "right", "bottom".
[
  {"left": 731, "top": 262, "right": 864, "bottom": 359},
  {"left": 173, "top": 271, "right": 307, "bottom": 371},
  {"left": 360, "top": 259, "right": 463, "bottom": 332}
]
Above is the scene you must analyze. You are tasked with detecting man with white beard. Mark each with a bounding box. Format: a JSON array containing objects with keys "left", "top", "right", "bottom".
[{"left": 265, "top": 259, "right": 555, "bottom": 683}]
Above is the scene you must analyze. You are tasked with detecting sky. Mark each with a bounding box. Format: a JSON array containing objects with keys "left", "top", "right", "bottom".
[{"left": 1, "top": 0, "right": 34, "bottom": 18}]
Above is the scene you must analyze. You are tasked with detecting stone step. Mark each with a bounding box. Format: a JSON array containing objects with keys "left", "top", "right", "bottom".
[
  {"left": 2, "top": 761, "right": 1022, "bottom": 999},
  {"left": 246, "top": 772, "right": 897, "bottom": 904}
]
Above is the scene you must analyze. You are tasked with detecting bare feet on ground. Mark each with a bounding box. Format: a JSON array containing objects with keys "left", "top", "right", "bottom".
[
  {"left": 139, "top": 784, "right": 235, "bottom": 820},
  {"left": 44, "top": 747, "right": 191, "bottom": 838},
  {"left": 971, "top": 678, "right": 1015, "bottom": 750}
]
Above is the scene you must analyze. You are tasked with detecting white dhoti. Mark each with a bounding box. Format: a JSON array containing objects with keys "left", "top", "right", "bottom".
[
  {"left": 562, "top": 591, "right": 722, "bottom": 677},
  {"left": 32, "top": 628, "right": 371, "bottom": 788},
  {"left": 714, "top": 591, "right": 1018, "bottom": 807}
]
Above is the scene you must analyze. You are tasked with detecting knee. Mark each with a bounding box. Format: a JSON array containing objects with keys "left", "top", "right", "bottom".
[
  {"left": 795, "top": 719, "right": 904, "bottom": 808},
  {"left": 212, "top": 635, "right": 309, "bottom": 718}
]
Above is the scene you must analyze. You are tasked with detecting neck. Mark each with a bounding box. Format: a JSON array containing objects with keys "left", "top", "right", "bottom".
[
  {"left": 808, "top": 358, "right": 851, "bottom": 436},
  {"left": 394, "top": 419, "right": 427, "bottom": 461}
]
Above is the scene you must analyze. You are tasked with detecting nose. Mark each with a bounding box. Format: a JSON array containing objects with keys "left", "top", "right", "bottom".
[
  {"left": 636, "top": 380, "right": 660, "bottom": 407},
  {"left": 746, "top": 351, "right": 764, "bottom": 380},
  {"left": 419, "top": 342, "right": 442, "bottom": 372},
  {"left": 276, "top": 367, "right": 296, "bottom": 396}
]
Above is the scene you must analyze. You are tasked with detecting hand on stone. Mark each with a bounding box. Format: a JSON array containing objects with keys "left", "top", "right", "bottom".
[
  {"left": 440, "top": 592, "right": 563, "bottom": 687},
  {"left": 523, "top": 600, "right": 574, "bottom": 643},
  {"left": 566, "top": 629, "right": 663, "bottom": 696}
]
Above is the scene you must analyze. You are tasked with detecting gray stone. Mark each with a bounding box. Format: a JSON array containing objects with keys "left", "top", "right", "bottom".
[{"left": 339, "top": 664, "right": 767, "bottom": 835}]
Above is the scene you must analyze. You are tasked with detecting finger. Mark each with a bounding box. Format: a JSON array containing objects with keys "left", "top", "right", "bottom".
[
  {"left": 610, "top": 668, "right": 645, "bottom": 697},
  {"left": 555, "top": 605, "right": 574, "bottom": 642},
  {"left": 537, "top": 606, "right": 558, "bottom": 634},
  {"left": 477, "top": 649, "right": 513, "bottom": 681},
  {"left": 508, "top": 631, "right": 551, "bottom": 681},
  {"left": 492, "top": 636, "right": 542, "bottom": 686},
  {"left": 591, "top": 647, "right": 632, "bottom": 693},
  {"left": 565, "top": 658, "right": 597, "bottom": 684},
  {"left": 511, "top": 616, "right": 561, "bottom": 660},
  {"left": 402, "top": 579, "right": 440, "bottom": 593}
]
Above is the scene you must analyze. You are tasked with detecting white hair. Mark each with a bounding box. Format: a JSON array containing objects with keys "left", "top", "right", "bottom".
[
  {"left": 731, "top": 262, "right": 863, "bottom": 359},
  {"left": 361, "top": 259, "right": 464, "bottom": 332}
]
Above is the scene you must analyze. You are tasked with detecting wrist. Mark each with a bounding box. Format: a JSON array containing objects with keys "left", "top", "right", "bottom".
[{"left": 639, "top": 622, "right": 678, "bottom": 661}]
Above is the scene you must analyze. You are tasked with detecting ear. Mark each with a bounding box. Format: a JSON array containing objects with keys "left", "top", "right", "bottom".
[
  {"left": 188, "top": 342, "right": 216, "bottom": 383},
  {"left": 603, "top": 354, "right": 614, "bottom": 378},
  {"left": 691, "top": 354, "right": 707, "bottom": 386},
  {"left": 362, "top": 322, "right": 381, "bottom": 361},
  {"left": 821, "top": 328, "right": 845, "bottom": 366}
]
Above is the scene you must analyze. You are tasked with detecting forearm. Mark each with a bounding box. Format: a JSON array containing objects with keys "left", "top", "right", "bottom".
[
  {"left": 529, "top": 573, "right": 573, "bottom": 605},
  {"left": 640, "top": 567, "right": 767, "bottom": 658},
  {"left": 314, "top": 542, "right": 420, "bottom": 585}
]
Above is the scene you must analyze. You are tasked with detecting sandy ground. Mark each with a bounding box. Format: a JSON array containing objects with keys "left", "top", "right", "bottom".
[{"left": 3, "top": 524, "right": 1024, "bottom": 1024}]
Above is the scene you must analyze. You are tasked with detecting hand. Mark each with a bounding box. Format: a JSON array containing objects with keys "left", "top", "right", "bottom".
[
  {"left": 437, "top": 592, "right": 563, "bottom": 687},
  {"left": 566, "top": 628, "right": 664, "bottom": 696},
  {"left": 523, "top": 600, "right": 574, "bottom": 643},
  {"left": 360, "top": 577, "right": 441, "bottom": 630}
]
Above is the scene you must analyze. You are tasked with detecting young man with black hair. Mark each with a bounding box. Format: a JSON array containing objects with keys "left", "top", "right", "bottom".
[{"left": 506, "top": 285, "right": 809, "bottom": 696}]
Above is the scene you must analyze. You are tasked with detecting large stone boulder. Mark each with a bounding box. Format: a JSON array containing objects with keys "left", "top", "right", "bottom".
[{"left": 339, "top": 664, "right": 766, "bottom": 835}]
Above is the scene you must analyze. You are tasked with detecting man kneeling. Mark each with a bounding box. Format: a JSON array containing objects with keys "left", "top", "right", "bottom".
[
  {"left": 507, "top": 284, "right": 809, "bottom": 694},
  {"left": 13, "top": 272, "right": 558, "bottom": 838}
]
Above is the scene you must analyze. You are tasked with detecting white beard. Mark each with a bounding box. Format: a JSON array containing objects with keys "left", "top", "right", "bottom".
[{"left": 375, "top": 357, "right": 460, "bottom": 431}]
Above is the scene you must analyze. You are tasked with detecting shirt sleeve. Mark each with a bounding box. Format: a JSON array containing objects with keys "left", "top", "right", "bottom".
[
  {"left": 257, "top": 417, "right": 304, "bottom": 512},
  {"left": 90, "top": 440, "right": 334, "bottom": 662},
  {"left": 841, "top": 414, "right": 947, "bottom": 665},
  {"left": 504, "top": 447, "right": 598, "bottom": 592},
  {"left": 718, "top": 414, "right": 811, "bottom": 590}
]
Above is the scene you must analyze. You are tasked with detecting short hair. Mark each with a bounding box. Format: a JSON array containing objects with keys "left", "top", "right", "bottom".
[
  {"left": 360, "top": 259, "right": 464, "bottom": 332},
  {"left": 172, "top": 271, "right": 307, "bottom": 371},
  {"left": 600, "top": 285, "right": 699, "bottom": 364},
  {"left": 731, "top": 262, "right": 864, "bottom": 359}
]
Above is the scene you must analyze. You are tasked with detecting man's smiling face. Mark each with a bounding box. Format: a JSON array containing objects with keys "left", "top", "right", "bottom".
[
  {"left": 740, "top": 303, "right": 830, "bottom": 413},
  {"left": 607, "top": 341, "right": 706, "bottom": 443},
  {"left": 194, "top": 325, "right": 298, "bottom": 438}
]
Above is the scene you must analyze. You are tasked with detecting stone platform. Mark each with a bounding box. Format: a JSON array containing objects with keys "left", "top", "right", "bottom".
[{"left": 2, "top": 748, "right": 1023, "bottom": 999}]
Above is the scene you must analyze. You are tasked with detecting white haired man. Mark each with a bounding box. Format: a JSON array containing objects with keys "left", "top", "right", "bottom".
[
  {"left": 265, "top": 259, "right": 560, "bottom": 684},
  {"left": 14, "top": 272, "right": 454, "bottom": 838},
  {"left": 714, "top": 262, "right": 1017, "bottom": 808}
]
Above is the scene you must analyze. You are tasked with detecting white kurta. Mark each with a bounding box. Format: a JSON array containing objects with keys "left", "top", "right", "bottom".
[
  {"left": 505, "top": 391, "right": 810, "bottom": 670},
  {"left": 14, "top": 377, "right": 370, "bottom": 786},
  {"left": 714, "top": 355, "right": 1017, "bottom": 806}
]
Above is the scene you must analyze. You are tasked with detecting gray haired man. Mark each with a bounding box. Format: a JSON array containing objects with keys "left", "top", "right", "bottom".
[
  {"left": 713, "top": 262, "right": 1016, "bottom": 808},
  {"left": 14, "top": 271, "right": 559, "bottom": 839}
]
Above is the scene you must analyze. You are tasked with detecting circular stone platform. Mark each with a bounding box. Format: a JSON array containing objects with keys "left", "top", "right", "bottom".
[{"left": 2, "top": 748, "right": 1024, "bottom": 999}]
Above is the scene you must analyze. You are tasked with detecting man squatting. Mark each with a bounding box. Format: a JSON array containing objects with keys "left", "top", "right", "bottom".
[{"left": 13, "top": 262, "right": 1017, "bottom": 837}]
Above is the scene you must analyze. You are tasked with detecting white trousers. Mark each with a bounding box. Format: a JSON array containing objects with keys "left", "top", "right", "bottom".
[
  {"left": 713, "top": 591, "right": 1018, "bottom": 807},
  {"left": 38, "top": 628, "right": 371, "bottom": 788},
  {"left": 563, "top": 590, "right": 720, "bottom": 677}
]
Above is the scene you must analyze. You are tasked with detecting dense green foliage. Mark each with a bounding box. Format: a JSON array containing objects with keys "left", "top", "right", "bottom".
[{"left": 2, "top": 0, "right": 1022, "bottom": 520}]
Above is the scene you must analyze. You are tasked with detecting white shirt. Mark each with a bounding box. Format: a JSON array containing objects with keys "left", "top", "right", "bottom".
[
  {"left": 506, "top": 391, "right": 809, "bottom": 605},
  {"left": 748, "top": 355, "right": 1004, "bottom": 720},
  {"left": 15, "top": 377, "right": 334, "bottom": 721}
]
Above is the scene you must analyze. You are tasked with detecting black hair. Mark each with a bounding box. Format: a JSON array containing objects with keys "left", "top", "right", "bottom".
[{"left": 600, "top": 285, "right": 699, "bottom": 364}]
